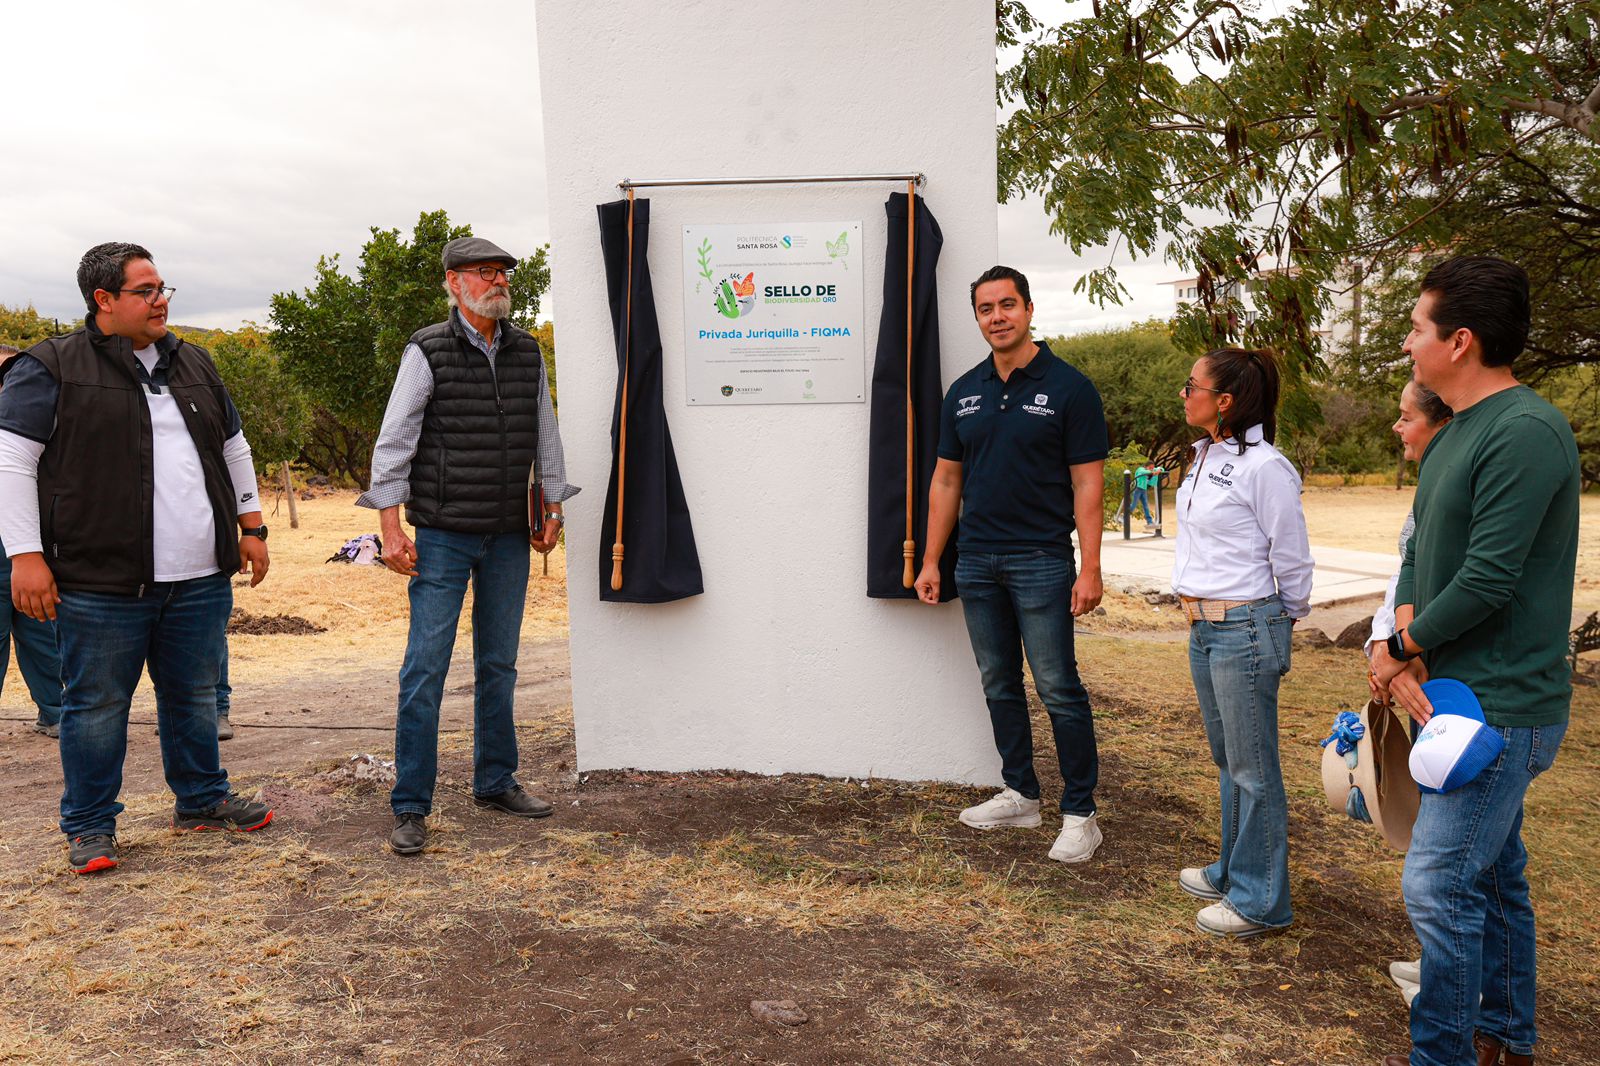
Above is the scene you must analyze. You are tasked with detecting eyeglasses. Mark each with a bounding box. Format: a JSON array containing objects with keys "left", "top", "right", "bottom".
[
  {"left": 1181, "top": 378, "right": 1222, "bottom": 398},
  {"left": 455, "top": 265, "right": 514, "bottom": 282},
  {"left": 115, "top": 286, "right": 175, "bottom": 304}
]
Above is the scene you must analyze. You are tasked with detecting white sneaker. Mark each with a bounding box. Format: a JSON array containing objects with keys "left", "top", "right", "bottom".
[
  {"left": 1402, "top": 983, "right": 1419, "bottom": 1008},
  {"left": 1195, "top": 901, "right": 1274, "bottom": 938},
  {"left": 1178, "top": 866, "right": 1223, "bottom": 900},
  {"left": 958, "top": 788, "right": 1042, "bottom": 829},
  {"left": 1389, "top": 958, "right": 1421, "bottom": 989},
  {"left": 1047, "top": 812, "right": 1102, "bottom": 863}
]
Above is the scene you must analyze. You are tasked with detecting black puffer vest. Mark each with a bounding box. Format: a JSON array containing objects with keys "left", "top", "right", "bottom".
[
  {"left": 24, "top": 320, "right": 240, "bottom": 595},
  {"left": 404, "top": 312, "right": 544, "bottom": 534}
]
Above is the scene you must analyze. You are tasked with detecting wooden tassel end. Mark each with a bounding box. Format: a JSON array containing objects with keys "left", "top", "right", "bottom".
[
  {"left": 902, "top": 540, "right": 916, "bottom": 589},
  {"left": 611, "top": 544, "right": 625, "bottom": 591}
]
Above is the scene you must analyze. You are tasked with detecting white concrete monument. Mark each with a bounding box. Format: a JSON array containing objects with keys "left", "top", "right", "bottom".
[{"left": 536, "top": 1, "right": 1003, "bottom": 782}]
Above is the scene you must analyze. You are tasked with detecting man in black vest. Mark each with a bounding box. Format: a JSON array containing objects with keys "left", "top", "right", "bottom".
[
  {"left": 359, "top": 236, "right": 575, "bottom": 856},
  {"left": 0, "top": 242, "right": 274, "bottom": 875}
]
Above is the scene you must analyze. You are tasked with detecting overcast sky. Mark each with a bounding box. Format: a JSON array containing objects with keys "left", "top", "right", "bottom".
[{"left": 3, "top": 1, "right": 1176, "bottom": 337}]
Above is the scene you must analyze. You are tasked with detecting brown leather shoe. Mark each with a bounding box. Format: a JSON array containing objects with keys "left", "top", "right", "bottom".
[
  {"left": 1382, "top": 1055, "right": 1411, "bottom": 1066},
  {"left": 1475, "top": 1031, "right": 1533, "bottom": 1066},
  {"left": 472, "top": 783, "right": 553, "bottom": 818}
]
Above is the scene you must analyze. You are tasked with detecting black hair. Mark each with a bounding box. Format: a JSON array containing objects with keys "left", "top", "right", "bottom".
[
  {"left": 1408, "top": 377, "right": 1453, "bottom": 425},
  {"left": 1418, "top": 256, "right": 1530, "bottom": 369},
  {"left": 1203, "top": 347, "right": 1282, "bottom": 447},
  {"left": 77, "top": 242, "right": 154, "bottom": 314},
  {"left": 969, "top": 265, "right": 1032, "bottom": 308}
]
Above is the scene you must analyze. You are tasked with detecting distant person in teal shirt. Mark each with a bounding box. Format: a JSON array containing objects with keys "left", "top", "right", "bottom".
[{"left": 1128, "top": 464, "right": 1162, "bottom": 527}]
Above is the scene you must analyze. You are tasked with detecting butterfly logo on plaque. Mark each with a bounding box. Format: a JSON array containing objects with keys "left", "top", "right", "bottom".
[
  {"left": 826, "top": 231, "right": 850, "bottom": 269},
  {"left": 714, "top": 271, "right": 757, "bottom": 320}
]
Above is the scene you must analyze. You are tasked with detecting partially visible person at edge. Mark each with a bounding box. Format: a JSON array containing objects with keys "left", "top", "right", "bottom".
[
  {"left": 915, "top": 265, "right": 1111, "bottom": 865},
  {"left": 1363, "top": 377, "right": 1453, "bottom": 1008},
  {"left": 0, "top": 344, "right": 63, "bottom": 739},
  {"left": 1371, "top": 257, "right": 1579, "bottom": 1066},
  {"left": 359, "top": 236, "right": 575, "bottom": 858},
  {"left": 1170, "top": 347, "right": 1313, "bottom": 938},
  {"left": 0, "top": 243, "right": 273, "bottom": 876}
]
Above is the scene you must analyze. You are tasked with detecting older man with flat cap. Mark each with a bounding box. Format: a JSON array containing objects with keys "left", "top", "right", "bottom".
[{"left": 359, "top": 236, "right": 576, "bottom": 856}]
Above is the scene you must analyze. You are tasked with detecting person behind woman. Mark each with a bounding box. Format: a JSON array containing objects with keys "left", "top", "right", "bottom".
[
  {"left": 1171, "top": 347, "right": 1313, "bottom": 937},
  {"left": 1365, "top": 377, "right": 1452, "bottom": 1000}
]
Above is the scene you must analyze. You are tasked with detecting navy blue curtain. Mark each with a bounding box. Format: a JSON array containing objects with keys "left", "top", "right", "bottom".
[
  {"left": 867, "top": 192, "right": 956, "bottom": 600},
  {"left": 596, "top": 197, "right": 704, "bottom": 603}
]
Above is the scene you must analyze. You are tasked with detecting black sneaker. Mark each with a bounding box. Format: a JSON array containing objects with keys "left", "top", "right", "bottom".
[
  {"left": 68, "top": 834, "right": 119, "bottom": 875},
  {"left": 173, "top": 793, "right": 274, "bottom": 832},
  {"left": 216, "top": 715, "right": 235, "bottom": 741},
  {"left": 390, "top": 813, "right": 427, "bottom": 855},
  {"left": 31, "top": 720, "right": 60, "bottom": 739},
  {"left": 473, "top": 783, "right": 553, "bottom": 819}
]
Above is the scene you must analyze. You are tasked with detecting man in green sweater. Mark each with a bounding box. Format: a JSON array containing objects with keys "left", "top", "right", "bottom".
[{"left": 1373, "top": 257, "right": 1579, "bottom": 1066}]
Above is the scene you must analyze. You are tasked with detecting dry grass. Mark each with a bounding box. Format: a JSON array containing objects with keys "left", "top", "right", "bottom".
[
  {"left": 4, "top": 641, "right": 1595, "bottom": 1062},
  {"left": 2, "top": 485, "right": 1598, "bottom": 1063}
]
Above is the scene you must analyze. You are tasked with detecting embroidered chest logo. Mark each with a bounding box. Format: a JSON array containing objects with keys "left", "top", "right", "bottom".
[
  {"left": 1021, "top": 392, "right": 1055, "bottom": 417},
  {"left": 956, "top": 395, "right": 982, "bottom": 418},
  {"left": 1220, "top": 463, "right": 1234, "bottom": 476}
]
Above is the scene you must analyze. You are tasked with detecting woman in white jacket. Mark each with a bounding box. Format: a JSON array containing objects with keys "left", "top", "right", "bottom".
[{"left": 1172, "top": 346, "right": 1313, "bottom": 938}]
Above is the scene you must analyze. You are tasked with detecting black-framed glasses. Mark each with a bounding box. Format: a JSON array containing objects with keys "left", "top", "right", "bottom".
[
  {"left": 116, "top": 286, "right": 175, "bottom": 304},
  {"left": 455, "top": 265, "right": 514, "bottom": 282},
  {"left": 1181, "top": 378, "right": 1221, "bottom": 398}
]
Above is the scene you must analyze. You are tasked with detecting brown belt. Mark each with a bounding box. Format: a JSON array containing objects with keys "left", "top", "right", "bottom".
[{"left": 1180, "top": 595, "right": 1255, "bottom": 624}]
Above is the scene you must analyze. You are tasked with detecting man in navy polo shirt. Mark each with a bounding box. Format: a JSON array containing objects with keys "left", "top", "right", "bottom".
[{"left": 915, "top": 265, "right": 1109, "bottom": 863}]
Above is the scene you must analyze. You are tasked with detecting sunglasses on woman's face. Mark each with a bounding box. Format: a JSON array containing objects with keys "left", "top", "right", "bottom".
[{"left": 1181, "top": 378, "right": 1222, "bottom": 398}]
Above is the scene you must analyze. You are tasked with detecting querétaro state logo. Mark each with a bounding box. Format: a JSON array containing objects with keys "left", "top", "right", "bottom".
[
  {"left": 721, "top": 385, "right": 734, "bottom": 396},
  {"left": 714, "top": 271, "right": 757, "bottom": 320}
]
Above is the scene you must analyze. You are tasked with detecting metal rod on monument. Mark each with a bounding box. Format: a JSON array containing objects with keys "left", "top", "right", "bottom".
[
  {"left": 611, "top": 188, "right": 636, "bottom": 592},
  {"left": 901, "top": 179, "right": 917, "bottom": 588},
  {"left": 618, "top": 172, "right": 924, "bottom": 191}
]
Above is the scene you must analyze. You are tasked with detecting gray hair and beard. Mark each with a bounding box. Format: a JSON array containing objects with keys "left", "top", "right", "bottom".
[{"left": 444, "top": 279, "right": 512, "bottom": 320}]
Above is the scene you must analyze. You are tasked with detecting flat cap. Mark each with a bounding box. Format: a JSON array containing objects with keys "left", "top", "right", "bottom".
[{"left": 442, "top": 236, "right": 516, "bottom": 271}]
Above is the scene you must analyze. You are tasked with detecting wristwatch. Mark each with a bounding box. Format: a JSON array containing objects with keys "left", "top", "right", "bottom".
[
  {"left": 1386, "top": 628, "right": 1419, "bottom": 662},
  {"left": 542, "top": 511, "right": 564, "bottom": 524},
  {"left": 241, "top": 525, "right": 269, "bottom": 541}
]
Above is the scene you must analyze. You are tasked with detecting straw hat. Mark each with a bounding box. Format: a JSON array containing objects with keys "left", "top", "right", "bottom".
[{"left": 1321, "top": 700, "right": 1420, "bottom": 852}]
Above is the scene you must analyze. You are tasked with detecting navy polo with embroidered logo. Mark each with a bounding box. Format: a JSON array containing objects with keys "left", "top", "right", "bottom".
[{"left": 936, "top": 341, "right": 1109, "bottom": 558}]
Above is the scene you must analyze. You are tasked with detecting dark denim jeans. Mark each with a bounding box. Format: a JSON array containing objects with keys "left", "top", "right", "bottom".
[
  {"left": 0, "top": 551, "right": 63, "bottom": 727},
  {"left": 1188, "top": 596, "right": 1294, "bottom": 928},
  {"left": 216, "top": 646, "right": 231, "bottom": 718},
  {"left": 391, "top": 528, "right": 530, "bottom": 816},
  {"left": 1403, "top": 720, "right": 1566, "bottom": 1066},
  {"left": 55, "top": 571, "right": 233, "bottom": 837},
  {"left": 955, "top": 550, "right": 1098, "bottom": 815}
]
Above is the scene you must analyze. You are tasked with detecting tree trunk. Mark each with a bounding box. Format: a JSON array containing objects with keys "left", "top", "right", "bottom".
[{"left": 281, "top": 463, "right": 301, "bottom": 529}]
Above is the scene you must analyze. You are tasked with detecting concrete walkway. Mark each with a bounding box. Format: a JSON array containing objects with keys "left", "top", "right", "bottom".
[{"left": 1094, "top": 529, "right": 1397, "bottom": 608}]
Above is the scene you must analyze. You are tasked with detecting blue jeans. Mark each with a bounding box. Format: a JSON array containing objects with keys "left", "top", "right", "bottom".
[
  {"left": 0, "top": 553, "right": 64, "bottom": 727},
  {"left": 1403, "top": 721, "right": 1566, "bottom": 1066},
  {"left": 391, "top": 528, "right": 530, "bottom": 816},
  {"left": 55, "top": 571, "right": 233, "bottom": 837},
  {"left": 1128, "top": 487, "right": 1152, "bottom": 523},
  {"left": 216, "top": 646, "right": 231, "bottom": 718},
  {"left": 1188, "top": 596, "right": 1294, "bottom": 927},
  {"left": 956, "top": 550, "right": 1097, "bottom": 815}
]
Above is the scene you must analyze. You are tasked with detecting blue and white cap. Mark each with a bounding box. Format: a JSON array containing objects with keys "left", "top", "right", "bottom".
[{"left": 1408, "top": 679, "right": 1505, "bottom": 793}]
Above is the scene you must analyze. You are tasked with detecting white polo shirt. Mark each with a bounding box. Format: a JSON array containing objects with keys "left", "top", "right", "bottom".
[{"left": 1171, "top": 423, "right": 1314, "bottom": 618}]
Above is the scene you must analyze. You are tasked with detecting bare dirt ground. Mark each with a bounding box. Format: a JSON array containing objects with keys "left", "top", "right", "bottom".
[{"left": 2, "top": 490, "right": 1597, "bottom": 1064}]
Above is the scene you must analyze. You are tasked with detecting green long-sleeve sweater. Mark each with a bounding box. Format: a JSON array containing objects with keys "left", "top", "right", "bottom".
[{"left": 1395, "top": 385, "right": 1580, "bottom": 727}]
